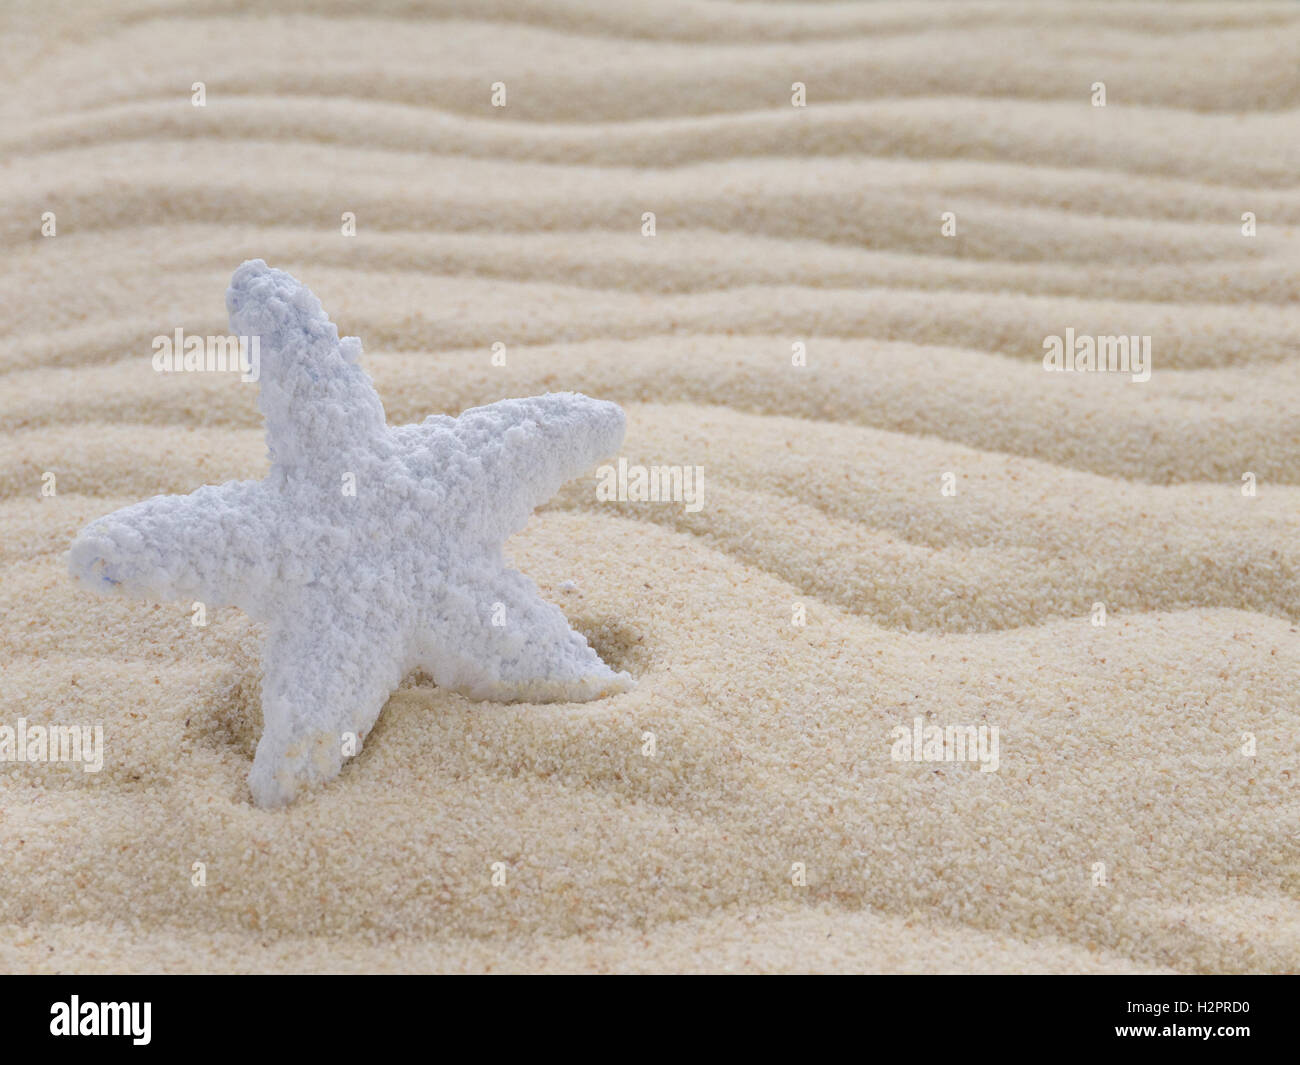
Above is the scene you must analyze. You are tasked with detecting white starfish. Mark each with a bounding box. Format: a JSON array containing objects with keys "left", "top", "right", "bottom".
[{"left": 68, "top": 260, "right": 633, "bottom": 807}]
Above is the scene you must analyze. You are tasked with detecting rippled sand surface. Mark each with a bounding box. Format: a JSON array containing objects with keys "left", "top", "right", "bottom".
[{"left": 1, "top": 1, "right": 1297, "bottom": 972}]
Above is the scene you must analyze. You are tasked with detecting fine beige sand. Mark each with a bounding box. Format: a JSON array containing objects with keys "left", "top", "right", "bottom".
[{"left": 1, "top": 1, "right": 1298, "bottom": 973}]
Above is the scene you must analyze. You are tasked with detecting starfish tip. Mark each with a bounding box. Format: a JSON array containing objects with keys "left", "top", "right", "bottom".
[
  {"left": 67, "top": 520, "right": 133, "bottom": 595},
  {"left": 226, "top": 259, "right": 335, "bottom": 349}
]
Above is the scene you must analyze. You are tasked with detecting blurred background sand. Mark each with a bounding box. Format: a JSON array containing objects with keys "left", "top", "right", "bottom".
[{"left": 0, "top": 1, "right": 1297, "bottom": 972}]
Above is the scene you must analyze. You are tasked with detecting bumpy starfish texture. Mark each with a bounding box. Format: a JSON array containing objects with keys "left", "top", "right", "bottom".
[{"left": 69, "top": 260, "right": 633, "bottom": 807}]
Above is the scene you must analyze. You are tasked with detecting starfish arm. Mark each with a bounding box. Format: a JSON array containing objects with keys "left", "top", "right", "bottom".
[
  {"left": 67, "top": 480, "right": 280, "bottom": 612},
  {"left": 226, "top": 259, "right": 389, "bottom": 475},
  {"left": 413, "top": 563, "right": 634, "bottom": 703},
  {"left": 249, "top": 585, "right": 409, "bottom": 807},
  {"left": 441, "top": 392, "right": 626, "bottom": 540}
]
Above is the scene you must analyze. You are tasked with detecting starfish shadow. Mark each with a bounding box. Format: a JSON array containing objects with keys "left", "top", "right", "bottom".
[
  {"left": 562, "top": 615, "right": 649, "bottom": 680},
  {"left": 399, "top": 615, "right": 647, "bottom": 699}
]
